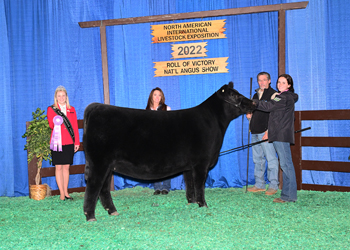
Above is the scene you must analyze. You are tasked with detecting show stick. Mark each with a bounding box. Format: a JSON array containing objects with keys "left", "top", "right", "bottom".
[{"left": 246, "top": 77, "right": 253, "bottom": 192}]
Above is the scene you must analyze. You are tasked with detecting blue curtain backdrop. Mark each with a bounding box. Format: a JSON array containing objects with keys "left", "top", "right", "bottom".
[
  {"left": 0, "top": 0, "right": 349, "bottom": 197},
  {"left": 0, "top": 0, "right": 14, "bottom": 196}
]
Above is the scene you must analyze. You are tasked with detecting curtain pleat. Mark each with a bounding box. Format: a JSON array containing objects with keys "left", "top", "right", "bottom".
[{"left": 0, "top": 0, "right": 14, "bottom": 196}]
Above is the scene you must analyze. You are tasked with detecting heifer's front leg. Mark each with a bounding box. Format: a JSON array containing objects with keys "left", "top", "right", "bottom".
[
  {"left": 183, "top": 170, "right": 195, "bottom": 204},
  {"left": 193, "top": 166, "right": 209, "bottom": 207},
  {"left": 99, "top": 170, "right": 118, "bottom": 216}
]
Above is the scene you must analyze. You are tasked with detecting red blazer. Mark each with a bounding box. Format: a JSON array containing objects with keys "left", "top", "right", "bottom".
[{"left": 47, "top": 104, "right": 80, "bottom": 146}]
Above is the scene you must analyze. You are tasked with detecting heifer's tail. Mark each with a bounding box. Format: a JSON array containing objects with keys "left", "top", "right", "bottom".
[{"left": 83, "top": 103, "right": 100, "bottom": 181}]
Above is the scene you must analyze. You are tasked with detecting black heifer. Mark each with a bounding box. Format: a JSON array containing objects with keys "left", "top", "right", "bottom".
[{"left": 83, "top": 82, "right": 255, "bottom": 221}]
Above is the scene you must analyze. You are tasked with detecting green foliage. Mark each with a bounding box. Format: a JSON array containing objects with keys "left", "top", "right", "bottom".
[{"left": 22, "top": 108, "right": 52, "bottom": 169}]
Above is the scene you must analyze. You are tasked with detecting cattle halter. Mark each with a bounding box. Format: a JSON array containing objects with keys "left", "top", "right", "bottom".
[{"left": 216, "top": 89, "right": 242, "bottom": 108}]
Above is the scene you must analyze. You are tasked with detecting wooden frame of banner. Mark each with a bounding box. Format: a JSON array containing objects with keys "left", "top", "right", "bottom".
[
  {"left": 78, "top": 1, "right": 309, "bottom": 190},
  {"left": 79, "top": 1, "right": 308, "bottom": 103}
]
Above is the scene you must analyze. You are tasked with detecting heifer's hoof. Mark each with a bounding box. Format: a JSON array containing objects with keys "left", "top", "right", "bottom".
[
  {"left": 186, "top": 199, "right": 195, "bottom": 204},
  {"left": 107, "top": 208, "right": 119, "bottom": 216},
  {"left": 110, "top": 211, "right": 119, "bottom": 216},
  {"left": 85, "top": 211, "right": 96, "bottom": 221},
  {"left": 197, "top": 202, "right": 208, "bottom": 208}
]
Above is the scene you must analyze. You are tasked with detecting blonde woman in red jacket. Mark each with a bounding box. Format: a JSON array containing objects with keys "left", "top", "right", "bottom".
[{"left": 47, "top": 86, "right": 80, "bottom": 201}]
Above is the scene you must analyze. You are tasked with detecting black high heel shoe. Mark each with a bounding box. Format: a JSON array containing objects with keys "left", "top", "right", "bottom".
[{"left": 65, "top": 196, "right": 74, "bottom": 200}]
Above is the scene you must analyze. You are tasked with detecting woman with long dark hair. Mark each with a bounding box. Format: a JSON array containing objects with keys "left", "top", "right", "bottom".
[
  {"left": 146, "top": 87, "right": 171, "bottom": 195},
  {"left": 254, "top": 74, "right": 298, "bottom": 203}
]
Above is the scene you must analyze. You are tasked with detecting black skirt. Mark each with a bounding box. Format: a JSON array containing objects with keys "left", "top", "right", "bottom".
[{"left": 51, "top": 144, "right": 74, "bottom": 166}]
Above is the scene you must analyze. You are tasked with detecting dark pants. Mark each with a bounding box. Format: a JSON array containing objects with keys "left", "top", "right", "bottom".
[{"left": 154, "top": 179, "right": 171, "bottom": 191}]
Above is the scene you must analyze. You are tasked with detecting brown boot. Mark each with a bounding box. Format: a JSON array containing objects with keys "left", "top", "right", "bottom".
[
  {"left": 247, "top": 186, "right": 266, "bottom": 192},
  {"left": 265, "top": 188, "right": 278, "bottom": 195},
  {"left": 273, "top": 198, "right": 286, "bottom": 203}
]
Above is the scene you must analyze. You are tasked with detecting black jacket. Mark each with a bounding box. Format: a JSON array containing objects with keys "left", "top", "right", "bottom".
[
  {"left": 250, "top": 86, "right": 276, "bottom": 134},
  {"left": 255, "top": 90, "right": 299, "bottom": 144}
]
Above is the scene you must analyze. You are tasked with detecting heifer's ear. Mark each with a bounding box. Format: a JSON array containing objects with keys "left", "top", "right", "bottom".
[{"left": 228, "top": 81, "right": 234, "bottom": 89}]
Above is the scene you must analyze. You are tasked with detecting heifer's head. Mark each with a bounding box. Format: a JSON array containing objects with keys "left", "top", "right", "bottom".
[{"left": 216, "top": 82, "right": 256, "bottom": 115}]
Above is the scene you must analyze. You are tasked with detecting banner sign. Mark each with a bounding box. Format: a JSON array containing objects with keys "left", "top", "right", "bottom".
[
  {"left": 154, "top": 57, "right": 228, "bottom": 77},
  {"left": 171, "top": 42, "right": 208, "bottom": 59},
  {"left": 151, "top": 20, "right": 226, "bottom": 43}
]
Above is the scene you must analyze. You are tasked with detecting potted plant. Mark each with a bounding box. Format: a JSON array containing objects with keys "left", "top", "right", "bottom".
[{"left": 22, "top": 108, "right": 52, "bottom": 200}]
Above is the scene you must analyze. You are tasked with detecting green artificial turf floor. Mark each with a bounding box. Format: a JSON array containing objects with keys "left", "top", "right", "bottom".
[{"left": 0, "top": 186, "right": 349, "bottom": 249}]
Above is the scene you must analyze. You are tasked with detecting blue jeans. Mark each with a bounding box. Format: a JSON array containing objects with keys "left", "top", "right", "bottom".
[
  {"left": 273, "top": 141, "right": 297, "bottom": 202},
  {"left": 251, "top": 133, "right": 279, "bottom": 190},
  {"left": 154, "top": 179, "right": 171, "bottom": 191}
]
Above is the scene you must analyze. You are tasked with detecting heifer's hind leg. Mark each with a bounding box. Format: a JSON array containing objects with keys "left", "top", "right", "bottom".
[
  {"left": 99, "top": 170, "right": 118, "bottom": 216},
  {"left": 84, "top": 183, "right": 100, "bottom": 221},
  {"left": 84, "top": 164, "right": 110, "bottom": 221},
  {"left": 183, "top": 170, "right": 195, "bottom": 204}
]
